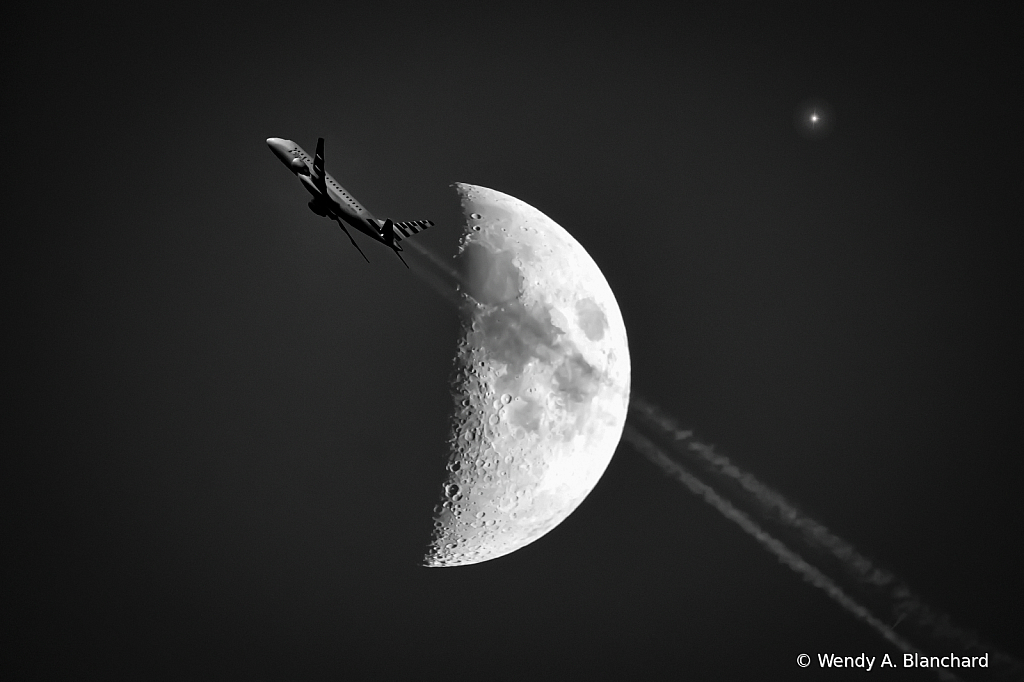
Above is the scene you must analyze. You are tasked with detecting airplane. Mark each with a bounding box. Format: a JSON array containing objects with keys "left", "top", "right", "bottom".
[{"left": 266, "top": 137, "right": 433, "bottom": 267}]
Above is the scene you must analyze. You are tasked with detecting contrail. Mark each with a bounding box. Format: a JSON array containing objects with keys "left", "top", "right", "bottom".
[
  {"left": 404, "top": 238, "right": 463, "bottom": 307},
  {"left": 405, "top": 237, "right": 461, "bottom": 283},
  {"left": 620, "top": 424, "right": 965, "bottom": 682},
  {"left": 401, "top": 238, "right": 1020, "bottom": 680},
  {"left": 630, "top": 394, "right": 894, "bottom": 585},
  {"left": 628, "top": 395, "right": 1023, "bottom": 682}
]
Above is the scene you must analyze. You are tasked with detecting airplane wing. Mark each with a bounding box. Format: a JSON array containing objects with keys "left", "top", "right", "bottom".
[
  {"left": 333, "top": 217, "right": 370, "bottom": 263},
  {"left": 314, "top": 138, "right": 326, "bottom": 184},
  {"left": 311, "top": 137, "right": 333, "bottom": 200}
]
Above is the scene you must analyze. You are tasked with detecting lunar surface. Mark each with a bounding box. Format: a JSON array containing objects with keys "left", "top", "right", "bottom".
[{"left": 424, "top": 184, "right": 630, "bottom": 567}]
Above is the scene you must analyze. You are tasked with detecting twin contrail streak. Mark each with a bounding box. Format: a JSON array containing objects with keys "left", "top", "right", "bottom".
[
  {"left": 627, "top": 396, "right": 1022, "bottom": 681},
  {"left": 619, "top": 424, "right": 965, "bottom": 680},
  {"left": 630, "top": 394, "right": 899, "bottom": 590},
  {"left": 405, "top": 238, "right": 462, "bottom": 307}
]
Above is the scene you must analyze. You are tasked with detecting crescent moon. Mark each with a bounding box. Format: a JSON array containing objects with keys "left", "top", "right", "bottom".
[{"left": 424, "top": 183, "right": 630, "bottom": 567}]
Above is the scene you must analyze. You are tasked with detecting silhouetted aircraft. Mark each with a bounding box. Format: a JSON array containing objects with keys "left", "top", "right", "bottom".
[{"left": 266, "top": 137, "right": 433, "bottom": 267}]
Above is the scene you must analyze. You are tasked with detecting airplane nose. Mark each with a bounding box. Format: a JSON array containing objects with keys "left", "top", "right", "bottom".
[{"left": 266, "top": 137, "right": 292, "bottom": 163}]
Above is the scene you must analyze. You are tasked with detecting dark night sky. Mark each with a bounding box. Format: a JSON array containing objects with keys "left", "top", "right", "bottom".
[{"left": 9, "top": 3, "right": 1022, "bottom": 680}]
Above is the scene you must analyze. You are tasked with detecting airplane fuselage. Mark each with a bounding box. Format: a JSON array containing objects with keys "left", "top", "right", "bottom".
[
  {"left": 266, "top": 137, "right": 385, "bottom": 244},
  {"left": 268, "top": 136, "right": 434, "bottom": 268}
]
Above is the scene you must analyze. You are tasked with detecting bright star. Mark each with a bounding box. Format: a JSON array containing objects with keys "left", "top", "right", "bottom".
[{"left": 795, "top": 99, "right": 833, "bottom": 139}]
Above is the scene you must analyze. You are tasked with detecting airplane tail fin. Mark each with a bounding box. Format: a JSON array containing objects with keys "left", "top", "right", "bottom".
[
  {"left": 381, "top": 219, "right": 409, "bottom": 268},
  {"left": 381, "top": 219, "right": 400, "bottom": 249}
]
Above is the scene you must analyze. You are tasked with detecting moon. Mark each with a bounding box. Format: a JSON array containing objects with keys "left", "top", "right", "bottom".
[{"left": 424, "top": 183, "right": 630, "bottom": 567}]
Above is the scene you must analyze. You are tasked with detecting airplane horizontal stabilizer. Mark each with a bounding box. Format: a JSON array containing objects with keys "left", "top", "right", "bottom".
[{"left": 388, "top": 220, "right": 434, "bottom": 241}]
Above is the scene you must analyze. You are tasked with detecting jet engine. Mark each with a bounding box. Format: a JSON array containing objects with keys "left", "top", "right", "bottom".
[
  {"left": 307, "top": 200, "right": 328, "bottom": 217},
  {"left": 290, "top": 157, "right": 308, "bottom": 174}
]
